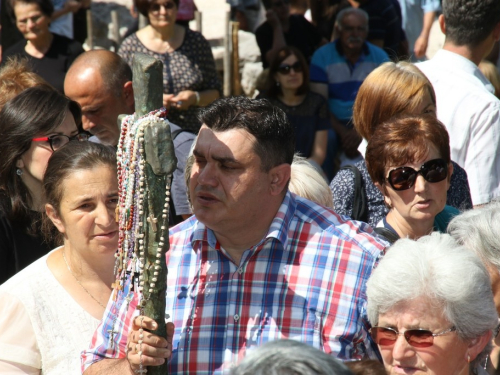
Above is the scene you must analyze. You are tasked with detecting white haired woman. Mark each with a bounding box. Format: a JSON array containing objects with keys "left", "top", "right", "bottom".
[
  {"left": 366, "top": 232, "right": 497, "bottom": 375},
  {"left": 448, "top": 202, "right": 500, "bottom": 369}
]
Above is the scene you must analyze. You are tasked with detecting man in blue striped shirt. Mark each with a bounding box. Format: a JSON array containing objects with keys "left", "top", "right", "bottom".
[{"left": 310, "top": 8, "right": 389, "bottom": 175}]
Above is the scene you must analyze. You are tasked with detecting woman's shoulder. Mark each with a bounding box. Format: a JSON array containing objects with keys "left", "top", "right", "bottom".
[{"left": 0, "top": 252, "right": 53, "bottom": 291}]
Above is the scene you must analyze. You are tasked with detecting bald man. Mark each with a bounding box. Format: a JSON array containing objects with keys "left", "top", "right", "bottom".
[
  {"left": 65, "top": 50, "right": 194, "bottom": 223},
  {"left": 64, "top": 50, "right": 134, "bottom": 145}
]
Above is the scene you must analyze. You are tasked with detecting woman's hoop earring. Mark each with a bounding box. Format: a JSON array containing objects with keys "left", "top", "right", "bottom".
[
  {"left": 16, "top": 168, "right": 23, "bottom": 176},
  {"left": 275, "top": 81, "right": 280, "bottom": 87}
]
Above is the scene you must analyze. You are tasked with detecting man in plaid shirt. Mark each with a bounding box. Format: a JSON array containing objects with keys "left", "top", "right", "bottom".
[{"left": 82, "top": 97, "right": 387, "bottom": 374}]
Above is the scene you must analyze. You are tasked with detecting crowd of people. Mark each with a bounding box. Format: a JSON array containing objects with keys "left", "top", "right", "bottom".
[{"left": 1, "top": 0, "right": 500, "bottom": 374}]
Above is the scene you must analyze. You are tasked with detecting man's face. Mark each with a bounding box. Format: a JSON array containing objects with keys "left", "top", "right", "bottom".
[
  {"left": 339, "top": 13, "right": 368, "bottom": 52},
  {"left": 270, "top": 0, "right": 290, "bottom": 22},
  {"left": 64, "top": 69, "right": 132, "bottom": 146},
  {"left": 190, "top": 125, "right": 274, "bottom": 235}
]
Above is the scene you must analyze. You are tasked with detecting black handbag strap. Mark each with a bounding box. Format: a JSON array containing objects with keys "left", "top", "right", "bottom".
[
  {"left": 341, "top": 165, "right": 368, "bottom": 223},
  {"left": 374, "top": 227, "right": 400, "bottom": 244}
]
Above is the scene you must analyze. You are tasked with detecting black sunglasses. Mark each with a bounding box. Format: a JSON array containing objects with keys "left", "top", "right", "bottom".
[
  {"left": 370, "top": 326, "right": 456, "bottom": 348},
  {"left": 272, "top": 0, "right": 290, "bottom": 7},
  {"left": 277, "top": 61, "right": 303, "bottom": 75},
  {"left": 386, "top": 158, "right": 448, "bottom": 191},
  {"left": 150, "top": 1, "right": 176, "bottom": 11},
  {"left": 32, "top": 133, "right": 90, "bottom": 152}
]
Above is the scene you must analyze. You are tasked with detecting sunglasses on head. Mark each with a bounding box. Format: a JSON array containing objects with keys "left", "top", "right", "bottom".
[
  {"left": 277, "top": 61, "right": 303, "bottom": 75},
  {"left": 386, "top": 158, "right": 448, "bottom": 191},
  {"left": 370, "top": 326, "right": 456, "bottom": 348},
  {"left": 150, "top": 1, "right": 176, "bottom": 11}
]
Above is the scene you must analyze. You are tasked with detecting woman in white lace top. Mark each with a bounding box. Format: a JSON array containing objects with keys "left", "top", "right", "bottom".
[{"left": 0, "top": 142, "right": 118, "bottom": 374}]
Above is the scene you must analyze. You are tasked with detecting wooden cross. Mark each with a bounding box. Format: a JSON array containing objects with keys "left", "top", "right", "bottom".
[{"left": 130, "top": 52, "right": 175, "bottom": 375}]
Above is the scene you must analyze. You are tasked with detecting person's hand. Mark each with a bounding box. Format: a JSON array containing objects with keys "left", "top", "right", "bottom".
[
  {"left": 169, "top": 90, "right": 197, "bottom": 111},
  {"left": 265, "top": 9, "right": 281, "bottom": 29},
  {"left": 126, "top": 316, "right": 174, "bottom": 372},
  {"left": 63, "top": 0, "right": 82, "bottom": 14},
  {"left": 413, "top": 35, "right": 428, "bottom": 59},
  {"left": 162, "top": 94, "right": 176, "bottom": 109}
]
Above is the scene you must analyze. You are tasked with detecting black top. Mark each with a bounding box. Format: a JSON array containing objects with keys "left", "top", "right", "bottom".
[
  {"left": 359, "top": 0, "right": 403, "bottom": 60},
  {"left": 0, "top": 195, "right": 54, "bottom": 284},
  {"left": 256, "top": 15, "right": 324, "bottom": 68},
  {"left": 258, "top": 92, "right": 330, "bottom": 158},
  {"left": 2, "top": 33, "right": 84, "bottom": 93}
]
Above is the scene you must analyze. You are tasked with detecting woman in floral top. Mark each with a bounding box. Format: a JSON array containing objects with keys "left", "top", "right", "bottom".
[{"left": 118, "top": 0, "right": 221, "bottom": 133}]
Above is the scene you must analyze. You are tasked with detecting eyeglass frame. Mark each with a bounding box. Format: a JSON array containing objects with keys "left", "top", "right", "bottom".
[
  {"left": 32, "top": 133, "right": 90, "bottom": 152},
  {"left": 149, "top": 1, "right": 176, "bottom": 12},
  {"left": 369, "top": 326, "right": 457, "bottom": 348},
  {"left": 277, "top": 61, "right": 303, "bottom": 75},
  {"left": 386, "top": 158, "right": 449, "bottom": 191}
]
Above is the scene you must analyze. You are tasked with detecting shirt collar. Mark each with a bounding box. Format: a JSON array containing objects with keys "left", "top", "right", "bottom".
[
  {"left": 433, "top": 49, "right": 495, "bottom": 94},
  {"left": 335, "top": 39, "right": 370, "bottom": 57},
  {"left": 190, "top": 191, "right": 297, "bottom": 251}
]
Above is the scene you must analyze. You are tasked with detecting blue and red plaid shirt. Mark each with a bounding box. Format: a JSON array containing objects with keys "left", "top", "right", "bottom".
[{"left": 82, "top": 192, "right": 387, "bottom": 374}]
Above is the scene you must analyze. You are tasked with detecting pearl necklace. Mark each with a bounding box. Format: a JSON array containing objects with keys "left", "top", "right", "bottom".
[
  {"left": 62, "top": 250, "right": 106, "bottom": 309},
  {"left": 114, "top": 108, "right": 172, "bottom": 313}
]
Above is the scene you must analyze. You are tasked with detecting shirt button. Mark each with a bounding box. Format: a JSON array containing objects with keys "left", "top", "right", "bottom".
[
  {"left": 238, "top": 267, "right": 243, "bottom": 274},
  {"left": 234, "top": 314, "right": 240, "bottom": 322}
]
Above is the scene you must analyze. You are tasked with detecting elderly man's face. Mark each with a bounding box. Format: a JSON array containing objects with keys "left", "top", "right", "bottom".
[
  {"left": 189, "top": 125, "right": 274, "bottom": 235},
  {"left": 339, "top": 13, "right": 368, "bottom": 52},
  {"left": 65, "top": 69, "right": 132, "bottom": 146}
]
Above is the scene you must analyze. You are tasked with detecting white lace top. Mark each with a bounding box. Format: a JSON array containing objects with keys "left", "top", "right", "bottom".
[{"left": 0, "top": 250, "right": 100, "bottom": 374}]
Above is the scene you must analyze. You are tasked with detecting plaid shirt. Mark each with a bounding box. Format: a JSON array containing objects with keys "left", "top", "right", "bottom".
[{"left": 82, "top": 192, "right": 387, "bottom": 374}]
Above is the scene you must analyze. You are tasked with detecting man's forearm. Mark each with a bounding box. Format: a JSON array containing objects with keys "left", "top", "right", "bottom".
[
  {"left": 265, "top": 25, "right": 287, "bottom": 64},
  {"left": 84, "top": 359, "right": 133, "bottom": 375}
]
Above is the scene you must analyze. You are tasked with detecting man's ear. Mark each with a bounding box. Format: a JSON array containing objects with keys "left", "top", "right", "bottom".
[
  {"left": 439, "top": 14, "right": 446, "bottom": 35},
  {"left": 492, "top": 22, "right": 500, "bottom": 42},
  {"left": 467, "top": 330, "right": 491, "bottom": 363},
  {"left": 45, "top": 204, "right": 65, "bottom": 234},
  {"left": 269, "top": 163, "right": 291, "bottom": 196},
  {"left": 123, "top": 81, "right": 135, "bottom": 110}
]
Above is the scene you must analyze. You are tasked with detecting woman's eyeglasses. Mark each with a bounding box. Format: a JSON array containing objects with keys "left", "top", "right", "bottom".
[
  {"left": 150, "top": 2, "right": 176, "bottom": 12},
  {"left": 277, "top": 61, "right": 303, "bottom": 75},
  {"left": 386, "top": 158, "right": 448, "bottom": 191},
  {"left": 370, "top": 326, "right": 456, "bottom": 348},
  {"left": 32, "top": 133, "right": 90, "bottom": 152}
]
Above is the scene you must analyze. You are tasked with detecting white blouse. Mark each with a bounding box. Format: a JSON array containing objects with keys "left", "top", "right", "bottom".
[{"left": 0, "top": 250, "right": 100, "bottom": 374}]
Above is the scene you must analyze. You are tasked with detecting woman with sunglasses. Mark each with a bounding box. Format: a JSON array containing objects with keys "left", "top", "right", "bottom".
[
  {"left": 365, "top": 115, "right": 457, "bottom": 241},
  {"left": 366, "top": 232, "right": 497, "bottom": 375},
  {"left": 0, "top": 85, "right": 88, "bottom": 284},
  {"left": 118, "top": 0, "right": 220, "bottom": 133},
  {"left": 330, "top": 61, "right": 472, "bottom": 227},
  {"left": 260, "top": 46, "right": 329, "bottom": 169}
]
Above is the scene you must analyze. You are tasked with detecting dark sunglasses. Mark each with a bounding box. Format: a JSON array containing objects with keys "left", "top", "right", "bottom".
[
  {"left": 386, "top": 158, "right": 448, "bottom": 191},
  {"left": 272, "top": 0, "right": 290, "bottom": 7},
  {"left": 150, "top": 2, "right": 176, "bottom": 11},
  {"left": 32, "top": 133, "right": 90, "bottom": 152},
  {"left": 277, "top": 61, "right": 303, "bottom": 75},
  {"left": 370, "top": 326, "right": 456, "bottom": 348}
]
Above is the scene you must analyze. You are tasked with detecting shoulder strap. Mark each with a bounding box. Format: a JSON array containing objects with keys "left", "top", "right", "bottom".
[
  {"left": 171, "top": 127, "right": 187, "bottom": 140},
  {"left": 374, "top": 227, "right": 400, "bottom": 245},
  {"left": 341, "top": 165, "right": 368, "bottom": 222}
]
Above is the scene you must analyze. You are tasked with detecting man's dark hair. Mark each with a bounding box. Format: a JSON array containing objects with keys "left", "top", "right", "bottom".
[
  {"left": 7, "top": 0, "right": 54, "bottom": 21},
  {"left": 443, "top": 0, "right": 500, "bottom": 46},
  {"left": 199, "top": 96, "right": 295, "bottom": 171}
]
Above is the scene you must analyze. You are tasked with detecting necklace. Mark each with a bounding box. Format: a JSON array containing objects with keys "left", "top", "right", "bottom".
[{"left": 62, "top": 250, "right": 106, "bottom": 309}]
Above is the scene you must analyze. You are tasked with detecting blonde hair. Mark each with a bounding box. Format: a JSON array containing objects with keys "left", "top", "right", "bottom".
[
  {"left": 289, "top": 155, "right": 333, "bottom": 208},
  {"left": 479, "top": 60, "right": 500, "bottom": 99},
  {"left": 0, "top": 57, "right": 49, "bottom": 111},
  {"left": 353, "top": 61, "right": 436, "bottom": 140}
]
